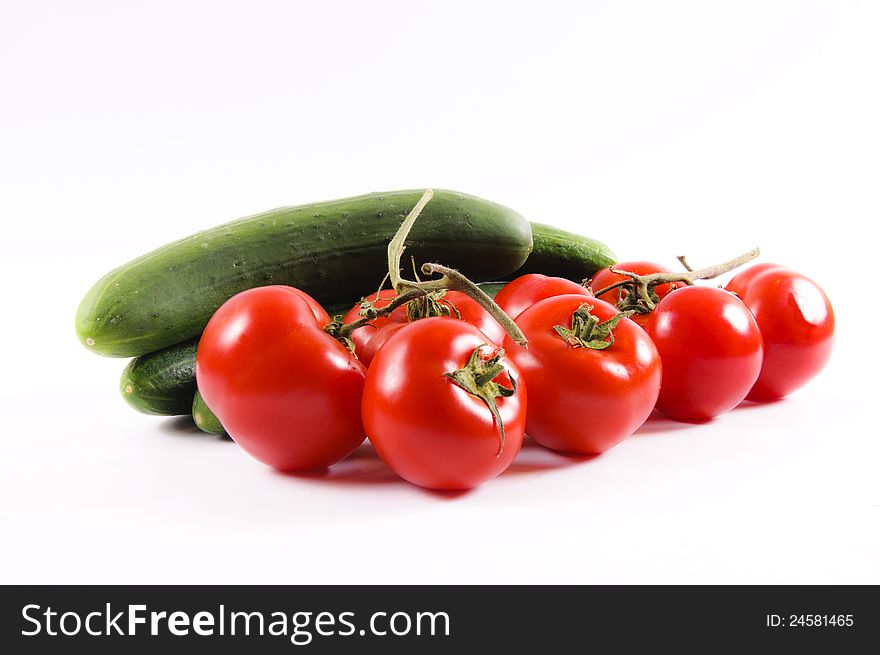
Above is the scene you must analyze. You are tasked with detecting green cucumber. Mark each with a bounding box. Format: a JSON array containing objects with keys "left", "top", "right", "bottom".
[
  {"left": 77, "top": 189, "right": 532, "bottom": 358},
  {"left": 120, "top": 340, "right": 198, "bottom": 416},
  {"left": 192, "top": 391, "right": 225, "bottom": 434},
  {"left": 505, "top": 223, "right": 616, "bottom": 281},
  {"left": 120, "top": 281, "right": 509, "bottom": 418}
]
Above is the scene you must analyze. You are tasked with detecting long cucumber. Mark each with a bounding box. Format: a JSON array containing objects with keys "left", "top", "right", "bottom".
[{"left": 77, "top": 190, "right": 532, "bottom": 357}]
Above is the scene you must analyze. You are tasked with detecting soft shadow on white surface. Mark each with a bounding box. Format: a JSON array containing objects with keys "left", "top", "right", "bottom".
[
  {"left": 505, "top": 437, "right": 598, "bottom": 473},
  {"left": 159, "top": 416, "right": 233, "bottom": 440},
  {"left": 633, "top": 410, "right": 707, "bottom": 435},
  {"left": 276, "top": 444, "right": 403, "bottom": 488},
  {"left": 731, "top": 398, "right": 787, "bottom": 412},
  {"left": 158, "top": 416, "right": 207, "bottom": 437},
  {"left": 274, "top": 438, "right": 598, "bottom": 499}
]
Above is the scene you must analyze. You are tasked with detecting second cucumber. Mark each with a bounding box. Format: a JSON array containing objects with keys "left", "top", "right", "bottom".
[{"left": 502, "top": 222, "right": 616, "bottom": 281}]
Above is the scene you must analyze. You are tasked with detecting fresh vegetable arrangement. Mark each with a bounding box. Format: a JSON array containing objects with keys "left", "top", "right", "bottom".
[{"left": 77, "top": 189, "right": 834, "bottom": 491}]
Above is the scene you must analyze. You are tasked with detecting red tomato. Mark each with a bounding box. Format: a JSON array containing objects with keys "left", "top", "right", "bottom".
[
  {"left": 363, "top": 318, "right": 526, "bottom": 490},
  {"left": 288, "top": 287, "right": 331, "bottom": 324},
  {"left": 505, "top": 295, "right": 661, "bottom": 455},
  {"left": 360, "top": 321, "right": 407, "bottom": 366},
  {"left": 724, "top": 262, "right": 781, "bottom": 295},
  {"left": 726, "top": 264, "right": 834, "bottom": 401},
  {"left": 646, "top": 286, "right": 763, "bottom": 421},
  {"left": 353, "top": 290, "right": 505, "bottom": 366},
  {"left": 493, "top": 273, "right": 591, "bottom": 319},
  {"left": 411, "top": 290, "right": 505, "bottom": 344},
  {"left": 590, "top": 261, "right": 680, "bottom": 328},
  {"left": 197, "top": 286, "right": 366, "bottom": 471},
  {"left": 342, "top": 289, "right": 398, "bottom": 361}
]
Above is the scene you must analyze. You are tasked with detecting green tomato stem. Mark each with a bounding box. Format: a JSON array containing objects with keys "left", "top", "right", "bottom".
[{"left": 591, "top": 247, "right": 760, "bottom": 311}]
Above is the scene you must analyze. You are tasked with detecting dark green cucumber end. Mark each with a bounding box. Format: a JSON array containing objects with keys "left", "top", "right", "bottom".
[
  {"left": 120, "top": 363, "right": 194, "bottom": 416},
  {"left": 503, "top": 223, "right": 618, "bottom": 281},
  {"left": 119, "top": 340, "right": 199, "bottom": 415},
  {"left": 192, "top": 390, "right": 226, "bottom": 434}
]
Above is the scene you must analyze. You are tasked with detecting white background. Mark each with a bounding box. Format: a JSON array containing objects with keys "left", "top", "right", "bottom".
[{"left": 1, "top": 1, "right": 878, "bottom": 584}]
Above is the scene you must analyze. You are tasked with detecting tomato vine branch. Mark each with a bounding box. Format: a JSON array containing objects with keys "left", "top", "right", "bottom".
[
  {"left": 328, "top": 189, "right": 528, "bottom": 347},
  {"left": 592, "top": 247, "right": 760, "bottom": 312}
]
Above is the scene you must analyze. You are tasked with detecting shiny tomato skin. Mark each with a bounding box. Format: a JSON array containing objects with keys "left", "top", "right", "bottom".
[
  {"left": 431, "top": 290, "right": 506, "bottom": 345},
  {"left": 494, "top": 273, "right": 591, "bottom": 319},
  {"left": 360, "top": 321, "right": 407, "bottom": 367},
  {"left": 724, "top": 263, "right": 785, "bottom": 297},
  {"left": 363, "top": 318, "right": 526, "bottom": 490},
  {"left": 285, "top": 287, "right": 331, "bottom": 324},
  {"left": 342, "top": 289, "right": 398, "bottom": 361},
  {"left": 505, "top": 295, "right": 661, "bottom": 455},
  {"left": 726, "top": 265, "right": 834, "bottom": 401},
  {"left": 197, "top": 286, "right": 366, "bottom": 471},
  {"left": 590, "top": 261, "right": 679, "bottom": 328},
  {"left": 646, "top": 286, "right": 763, "bottom": 421}
]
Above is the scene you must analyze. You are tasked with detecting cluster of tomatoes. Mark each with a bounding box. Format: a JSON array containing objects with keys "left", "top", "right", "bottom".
[{"left": 195, "top": 260, "right": 834, "bottom": 491}]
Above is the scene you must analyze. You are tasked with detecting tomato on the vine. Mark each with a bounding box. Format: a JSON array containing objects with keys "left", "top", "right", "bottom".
[
  {"left": 646, "top": 285, "right": 763, "bottom": 421},
  {"left": 360, "top": 321, "right": 407, "bottom": 366},
  {"left": 349, "top": 289, "right": 505, "bottom": 366},
  {"left": 726, "top": 264, "right": 834, "bottom": 401},
  {"left": 590, "top": 261, "right": 681, "bottom": 328},
  {"left": 505, "top": 295, "right": 661, "bottom": 455},
  {"left": 493, "top": 273, "right": 591, "bottom": 319},
  {"left": 362, "top": 317, "right": 526, "bottom": 490},
  {"left": 197, "top": 285, "right": 366, "bottom": 471},
  {"left": 341, "top": 289, "right": 397, "bottom": 362}
]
